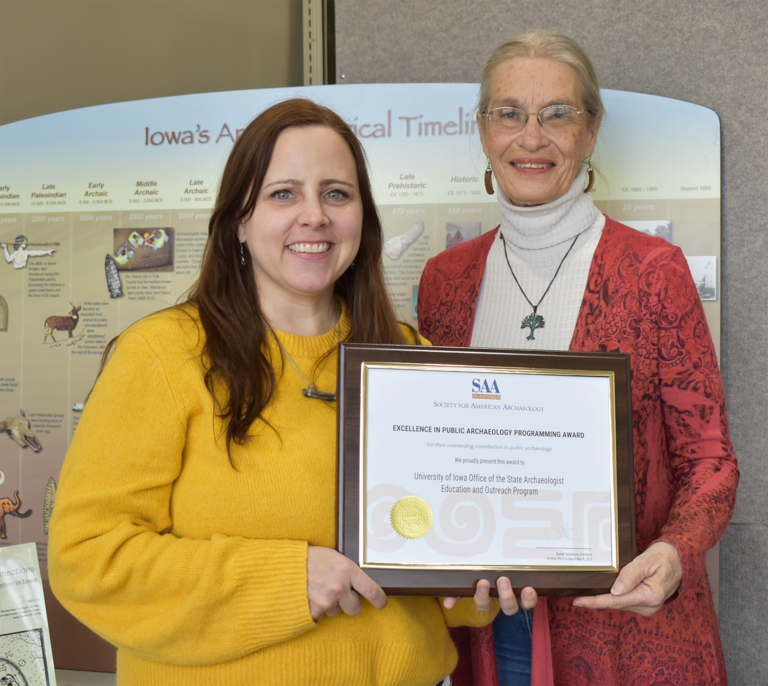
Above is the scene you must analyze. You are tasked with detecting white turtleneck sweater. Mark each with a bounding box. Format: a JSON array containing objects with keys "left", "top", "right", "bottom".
[{"left": 470, "top": 168, "right": 604, "bottom": 351}]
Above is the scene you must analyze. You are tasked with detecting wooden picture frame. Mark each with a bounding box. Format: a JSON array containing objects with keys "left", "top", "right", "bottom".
[{"left": 337, "top": 343, "right": 635, "bottom": 597}]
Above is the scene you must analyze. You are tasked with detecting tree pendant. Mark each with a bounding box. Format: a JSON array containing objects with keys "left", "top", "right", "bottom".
[
  {"left": 303, "top": 385, "right": 337, "bottom": 401},
  {"left": 521, "top": 311, "right": 545, "bottom": 341}
]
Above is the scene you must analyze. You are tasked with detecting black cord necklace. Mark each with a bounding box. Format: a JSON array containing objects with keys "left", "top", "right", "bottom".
[{"left": 499, "top": 231, "right": 581, "bottom": 341}]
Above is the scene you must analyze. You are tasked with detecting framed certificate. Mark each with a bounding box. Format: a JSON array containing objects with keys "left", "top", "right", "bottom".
[{"left": 337, "top": 344, "right": 635, "bottom": 597}]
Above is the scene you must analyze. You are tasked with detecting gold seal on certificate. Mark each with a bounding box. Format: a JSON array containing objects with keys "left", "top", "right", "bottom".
[{"left": 390, "top": 496, "right": 434, "bottom": 539}]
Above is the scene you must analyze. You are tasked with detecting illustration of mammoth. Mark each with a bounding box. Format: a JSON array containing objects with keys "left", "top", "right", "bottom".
[{"left": 0, "top": 491, "right": 32, "bottom": 539}]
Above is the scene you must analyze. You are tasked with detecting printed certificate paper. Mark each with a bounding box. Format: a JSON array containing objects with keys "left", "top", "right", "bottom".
[
  {"left": 364, "top": 364, "right": 615, "bottom": 568},
  {"left": 338, "top": 345, "right": 635, "bottom": 595}
]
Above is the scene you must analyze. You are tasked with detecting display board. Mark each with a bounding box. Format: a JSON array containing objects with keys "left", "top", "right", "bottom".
[
  {"left": 0, "top": 82, "right": 721, "bottom": 672},
  {"left": 0, "top": 84, "right": 720, "bottom": 580}
]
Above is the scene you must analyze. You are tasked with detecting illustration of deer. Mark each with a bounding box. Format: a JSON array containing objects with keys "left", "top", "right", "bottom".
[
  {"left": 0, "top": 491, "right": 32, "bottom": 539},
  {"left": 43, "top": 301, "right": 82, "bottom": 343}
]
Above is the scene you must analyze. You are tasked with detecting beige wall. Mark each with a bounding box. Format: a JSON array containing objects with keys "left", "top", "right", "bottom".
[{"left": 0, "top": 0, "right": 303, "bottom": 126}]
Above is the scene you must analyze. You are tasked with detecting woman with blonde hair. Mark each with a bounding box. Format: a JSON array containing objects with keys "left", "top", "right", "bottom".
[{"left": 419, "top": 31, "right": 737, "bottom": 686}]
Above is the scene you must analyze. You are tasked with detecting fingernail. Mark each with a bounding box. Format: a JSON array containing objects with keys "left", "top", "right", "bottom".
[
  {"left": 522, "top": 588, "right": 533, "bottom": 599},
  {"left": 573, "top": 600, "right": 584, "bottom": 607},
  {"left": 611, "top": 582, "right": 625, "bottom": 595},
  {"left": 498, "top": 578, "right": 510, "bottom": 590}
]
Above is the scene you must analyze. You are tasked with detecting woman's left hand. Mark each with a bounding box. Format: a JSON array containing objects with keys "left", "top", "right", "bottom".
[
  {"left": 443, "top": 577, "right": 538, "bottom": 615},
  {"left": 572, "top": 541, "right": 682, "bottom": 617}
]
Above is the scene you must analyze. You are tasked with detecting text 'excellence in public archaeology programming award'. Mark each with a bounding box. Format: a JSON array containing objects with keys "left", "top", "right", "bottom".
[{"left": 337, "top": 344, "right": 635, "bottom": 597}]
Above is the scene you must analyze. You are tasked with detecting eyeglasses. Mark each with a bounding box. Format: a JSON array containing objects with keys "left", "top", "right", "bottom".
[{"left": 483, "top": 105, "right": 587, "bottom": 134}]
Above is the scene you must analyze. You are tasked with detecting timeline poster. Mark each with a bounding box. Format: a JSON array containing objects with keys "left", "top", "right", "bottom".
[{"left": 0, "top": 85, "right": 720, "bottom": 577}]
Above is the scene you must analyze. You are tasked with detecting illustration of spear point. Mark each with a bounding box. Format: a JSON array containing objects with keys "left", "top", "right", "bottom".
[
  {"left": 1, "top": 240, "right": 60, "bottom": 246},
  {"left": 44, "top": 477, "right": 57, "bottom": 535},
  {"left": 105, "top": 254, "right": 123, "bottom": 298}
]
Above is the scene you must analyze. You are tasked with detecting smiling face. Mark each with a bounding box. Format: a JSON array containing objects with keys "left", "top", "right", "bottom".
[
  {"left": 237, "top": 126, "right": 363, "bottom": 310},
  {"left": 478, "top": 57, "right": 601, "bottom": 206}
]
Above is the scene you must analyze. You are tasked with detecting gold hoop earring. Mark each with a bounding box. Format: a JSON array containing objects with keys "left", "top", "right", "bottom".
[
  {"left": 584, "top": 159, "right": 595, "bottom": 193},
  {"left": 484, "top": 161, "right": 494, "bottom": 195}
]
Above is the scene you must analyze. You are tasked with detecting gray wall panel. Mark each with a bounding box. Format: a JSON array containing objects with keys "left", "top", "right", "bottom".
[{"left": 720, "top": 524, "right": 768, "bottom": 684}]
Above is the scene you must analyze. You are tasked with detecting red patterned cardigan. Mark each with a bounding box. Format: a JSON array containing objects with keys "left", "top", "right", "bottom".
[{"left": 417, "top": 218, "right": 738, "bottom": 686}]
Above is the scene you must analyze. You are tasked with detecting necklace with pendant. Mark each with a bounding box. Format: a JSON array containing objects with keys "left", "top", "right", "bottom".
[
  {"left": 500, "top": 231, "right": 581, "bottom": 341},
  {"left": 267, "top": 304, "right": 340, "bottom": 401}
]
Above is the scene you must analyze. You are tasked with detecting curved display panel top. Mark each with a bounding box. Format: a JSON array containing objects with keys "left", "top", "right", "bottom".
[{"left": 0, "top": 85, "right": 719, "bottom": 213}]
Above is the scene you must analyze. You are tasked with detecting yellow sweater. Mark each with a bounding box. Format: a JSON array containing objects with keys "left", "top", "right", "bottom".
[{"left": 49, "top": 304, "right": 496, "bottom": 686}]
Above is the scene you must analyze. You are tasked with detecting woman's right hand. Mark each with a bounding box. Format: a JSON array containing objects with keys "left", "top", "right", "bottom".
[{"left": 307, "top": 546, "right": 388, "bottom": 621}]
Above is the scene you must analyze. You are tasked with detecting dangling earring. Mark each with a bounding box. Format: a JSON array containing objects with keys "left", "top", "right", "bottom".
[
  {"left": 239, "top": 241, "right": 246, "bottom": 266},
  {"left": 484, "top": 161, "right": 494, "bottom": 196},
  {"left": 584, "top": 159, "right": 595, "bottom": 193}
]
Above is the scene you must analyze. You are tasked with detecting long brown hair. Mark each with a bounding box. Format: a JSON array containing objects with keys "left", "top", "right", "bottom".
[{"left": 186, "top": 98, "right": 413, "bottom": 452}]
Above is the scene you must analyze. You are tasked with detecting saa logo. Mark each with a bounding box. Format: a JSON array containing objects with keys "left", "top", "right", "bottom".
[{"left": 472, "top": 378, "right": 500, "bottom": 399}]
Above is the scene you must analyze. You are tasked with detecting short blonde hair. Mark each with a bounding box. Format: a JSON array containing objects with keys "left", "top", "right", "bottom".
[{"left": 478, "top": 31, "right": 604, "bottom": 127}]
